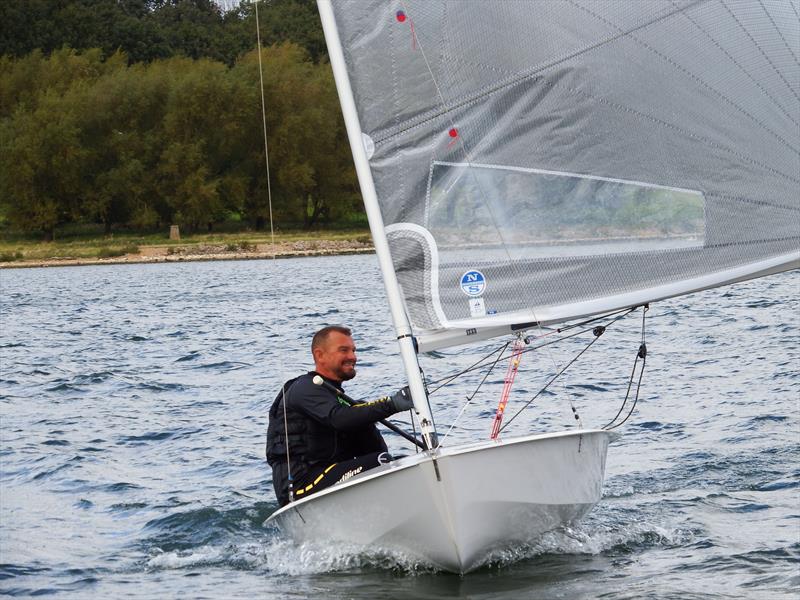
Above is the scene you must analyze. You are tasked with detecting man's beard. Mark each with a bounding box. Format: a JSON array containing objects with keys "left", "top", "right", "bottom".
[{"left": 337, "top": 365, "right": 356, "bottom": 381}]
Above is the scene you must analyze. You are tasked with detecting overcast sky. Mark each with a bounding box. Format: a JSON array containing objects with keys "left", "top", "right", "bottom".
[{"left": 214, "top": 0, "right": 244, "bottom": 10}]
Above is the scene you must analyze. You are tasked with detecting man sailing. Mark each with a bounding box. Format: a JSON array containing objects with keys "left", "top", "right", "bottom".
[{"left": 266, "top": 325, "right": 413, "bottom": 506}]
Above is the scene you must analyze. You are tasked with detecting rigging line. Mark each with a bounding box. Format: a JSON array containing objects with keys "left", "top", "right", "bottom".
[
  {"left": 604, "top": 305, "right": 648, "bottom": 429},
  {"left": 498, "top": 331, "right": 603, "bottom": 434},
  {"left": 429, "top": 324, "right": 598, "bottom": 388},
  {"left": 603, "top": 350, "right": 640, "bottom": 429},
  {"left": 439, "top": 339, "right": 510, "bottom": 445},
  {"left": 607, "top": 352, "right": 647, "bottom": 430},
  {"left": 255, "top": 0, "right": 293, "bottom": 501},
  {"left": 512, "top": 307, "right": 638, "bottom": 358},
  {"left": 255, "top": 0, "right": 276, "bottom": 258},
  {"left": 426, "top": 307, "right": 637, "bottom": 389},
  {"left": 427, "top": 341, "right": 510, "bottom": 392},
  {"left": 498, "top": 306, "right": 636, "bottom": 433},
  {"left": 410, "top": 407, "right": 420, "bottom": 454},
  {"left": 548, "top": 306, "right": 637, "bottom": 331}
]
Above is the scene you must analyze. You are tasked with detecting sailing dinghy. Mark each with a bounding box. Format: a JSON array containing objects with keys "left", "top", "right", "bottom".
[{"left": 267, "top": 1, "right": 800, "bottom": 572}]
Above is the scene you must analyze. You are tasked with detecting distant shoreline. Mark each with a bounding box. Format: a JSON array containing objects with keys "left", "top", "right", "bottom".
[{"left": 0, "top": 239, "right": 375, "bottom": 270}]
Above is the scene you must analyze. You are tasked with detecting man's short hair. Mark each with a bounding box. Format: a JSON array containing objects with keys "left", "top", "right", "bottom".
[{"left": 312, "top": 325, "right": 352, "bottom": 352}]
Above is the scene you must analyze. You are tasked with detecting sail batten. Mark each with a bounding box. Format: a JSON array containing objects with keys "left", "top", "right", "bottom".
[{"left": 329, "top": 0, "right": 800, "bottom": 351}]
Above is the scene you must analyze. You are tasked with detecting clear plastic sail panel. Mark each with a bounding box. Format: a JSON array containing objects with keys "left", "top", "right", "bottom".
[{"left": 330, "top": 0, "right": 800, "bottom": 350}]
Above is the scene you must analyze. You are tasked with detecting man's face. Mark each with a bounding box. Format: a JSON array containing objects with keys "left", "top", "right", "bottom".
[{"left": 314, "top": 331, "right": 357, "bottom": 382}]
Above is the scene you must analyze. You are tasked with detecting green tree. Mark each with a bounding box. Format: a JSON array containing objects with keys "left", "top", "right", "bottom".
[
  {"left": 0, "top": 47, "right": 124, "bottom": 118},
  {"left": 230, "top": 44, "right": 357, "bottom": 229},
  {"left": 0, "top": 91, "right": 89, "bottom": 239},
  {"left": 0, "top": 1, "right": 170, "bottom": 63},
  {"left": 59, "top": 55, "right": 172, "bottom": 232},
  {"left": 157, "top": 57, "right": 237, "bottom": 231},
  {"left": 0, "top": 1, "right": 327, "bottom": 66},
  {"left": 245, "top": 0, "right": 328, "bottom": 62},
  {"left": 0, "top": 26, "right": 360, "bottom": 239}
]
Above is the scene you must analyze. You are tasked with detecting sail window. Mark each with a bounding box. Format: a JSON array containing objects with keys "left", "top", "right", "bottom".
[{"left": 425, "top": 162, "right": 706, "bottom": 259}]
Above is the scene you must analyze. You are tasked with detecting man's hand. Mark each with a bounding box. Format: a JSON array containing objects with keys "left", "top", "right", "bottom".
[{"left": 390, "top": 386, "right": 414, "bottom": 412}]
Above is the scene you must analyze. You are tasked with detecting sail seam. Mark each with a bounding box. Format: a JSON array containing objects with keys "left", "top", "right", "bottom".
[
  {"left": 436, "top": 237, "right": 800, "bottom": 270},
  {"left": 570, "top": 87, "right": 800, "bottom": 186},
  {"left": 669, "top": 0, "right": 800, "bottom": 129},
  {"left": 372, "top": 0, "right": 706, "bottom": 144},
  {"left": 757, "top": 0, "right": 800, "bottom": 70},
  {"left": 375, "top": 70, "right": 799, "bottom": 187},
  {"left": 708, "top": 192, "right": 800, "bottom": 214},
  {"left": 722, "top": 1, "right": 800, "bottom": 102},
  {"left": 373, "top": 39, "right": 799, "bottom": 188},
  {"left": 396, "top": 1, "right": 563, "bottom": 350},
  {"left": 570, "top": 0, "right": 800, "bottom": 156},
  {"left": 789, "top": 0, "right": 800, "bottom": 22}
]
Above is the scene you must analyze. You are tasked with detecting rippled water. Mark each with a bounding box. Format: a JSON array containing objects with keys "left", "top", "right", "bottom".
[{"left": 1, "top": 256, "right": 798, "bottom": 599}]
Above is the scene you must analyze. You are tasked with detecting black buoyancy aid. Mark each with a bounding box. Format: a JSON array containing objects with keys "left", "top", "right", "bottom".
[{"left": 265, "top": 377, "right": 307, "bottom": 468}]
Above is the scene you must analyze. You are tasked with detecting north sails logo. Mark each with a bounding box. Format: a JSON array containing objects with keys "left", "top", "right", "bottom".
[{"left": 336, "top": 466, "right": 363, "bottom": 484}]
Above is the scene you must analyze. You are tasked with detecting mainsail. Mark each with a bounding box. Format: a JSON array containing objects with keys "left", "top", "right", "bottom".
[{"left": 327, "top": 0, "right": 799, "bottom": 351}]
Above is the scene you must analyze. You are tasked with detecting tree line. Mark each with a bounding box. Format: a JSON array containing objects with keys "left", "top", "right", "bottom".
[
  {"left": 0, "top": 1, "right": 360, "bottom": 240},
  {"left": 1, "top": 0, "right": 327, "bottom": 65}
]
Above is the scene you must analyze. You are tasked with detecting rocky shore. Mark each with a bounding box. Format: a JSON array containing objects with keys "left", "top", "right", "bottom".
[{"left": 0, "top": 238, "right": 375, "bottom": 269}]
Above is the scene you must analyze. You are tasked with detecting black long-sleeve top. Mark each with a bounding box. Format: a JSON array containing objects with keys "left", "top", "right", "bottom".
[{"left": 278, "top": 372, "right": 399, "bottom": 466}]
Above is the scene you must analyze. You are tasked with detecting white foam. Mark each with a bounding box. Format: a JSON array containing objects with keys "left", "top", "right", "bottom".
[
  {"left": 144, "top": 538, "right": 438, "bottom": 575},
  {"left": 146, "top": 546, "right": 225, "bottom": 570},
  {"left": 144, "top": 519, "right": 694, "bottom": 575}
]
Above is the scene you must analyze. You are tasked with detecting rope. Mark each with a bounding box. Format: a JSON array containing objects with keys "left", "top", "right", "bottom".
[
  {"left": 490, "top": 335, "right": 526, "bottom": 439},
  {"left": 254, "top": 0, "right": 276, "bottom": 258},
  {"left": 427, "top": 307, "right": 640, "bottom": 441},
  {"left": 498, "top": 330, "right": 604, "bottom": 434},
  {"left": 498, "top": 307, "right": 637, "bottom": 434},
  {"left": 604, "top": 305, "right": 649, "bottom": 430},
  {"left": 427, "top": 341, "right": 510, "bottom": 392},
  {"left": 439, "top": 339, "right": 511, "bottom": 444},
  {"left": 606, "top": 350, "right": 647, "bottom": 430},
  {"left": 255, "top": 0, "right": 293, "bottom": 502},
  {"left": 427, "top": 307, "right": 635, "bottom": 389}
]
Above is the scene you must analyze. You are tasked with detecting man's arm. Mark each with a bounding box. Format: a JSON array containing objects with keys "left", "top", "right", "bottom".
[{"left": 290, "top": 377, "right": 400, "bottom": 432}]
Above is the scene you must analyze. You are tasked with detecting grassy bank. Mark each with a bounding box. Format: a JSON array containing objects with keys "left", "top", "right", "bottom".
[{"left": 0, "top": 228, "right": 373, "bottom": 264}]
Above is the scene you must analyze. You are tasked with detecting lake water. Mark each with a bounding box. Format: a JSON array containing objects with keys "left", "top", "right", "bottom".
[{"left": 1, "top": 255, "right": 798, "bottom": 599}]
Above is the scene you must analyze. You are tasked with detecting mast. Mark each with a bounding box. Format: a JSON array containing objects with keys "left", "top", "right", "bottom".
[{"left": 317, "top": 0, "right": 438, "bottom": 449}]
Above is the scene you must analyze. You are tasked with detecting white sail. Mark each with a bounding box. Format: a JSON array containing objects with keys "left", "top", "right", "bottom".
[{"left": 326, "top": 0, "right": 799, "bottom": 351}]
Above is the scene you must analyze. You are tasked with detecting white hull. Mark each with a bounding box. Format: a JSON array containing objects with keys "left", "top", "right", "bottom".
[{"left": 266, "top": 429, "right": 611, "bottom": 573}]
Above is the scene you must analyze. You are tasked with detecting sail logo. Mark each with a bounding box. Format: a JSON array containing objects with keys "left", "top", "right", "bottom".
[{"left": 460, "top": 270, "right": 486, "bottom": 297}]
